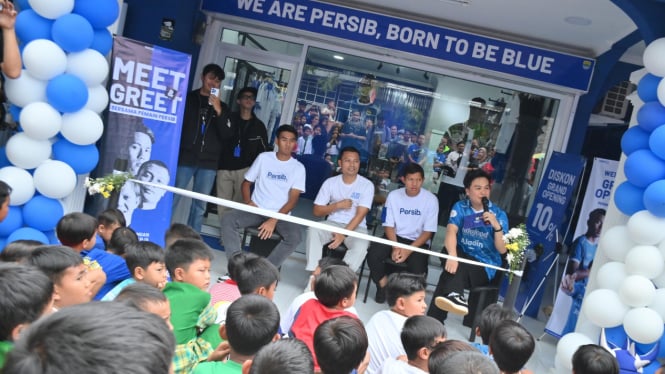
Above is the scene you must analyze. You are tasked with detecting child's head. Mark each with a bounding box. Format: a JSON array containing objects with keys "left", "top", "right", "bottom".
[
  {"left": 107, "top": 226, "right": 139, "bottom": 256},
  {"left": 115, "top": 282, "right": 172, "bottom": 330},
  {"left": 401, "top": 315, "right": 447, "bottom": 361},
  {"left": 235, "top": 255, "right": 280, "bottom": 299},
  {"left": 428, "top": 339, "right": 477, "bottom": 371},
  {"left": 572, "top": 344, "right": 619, "bottom": 374},
  {"left": 0, "top": 180, "right": 11, "bottom": 221},
  {"left": 0, "top": 263, "right": 54, "bottom": 342},
  {"left": 247, "top": 338, "right": 314, "bottom": 374},
  {"left": 429, "top": 351, "right": 499, "bottom": 374},
  {"left": 124, "top": 241, "right": 167, "bottom": 290},
  {"left": 314, "top": 265, "right": 357, "bottom": 308},
  {"left": 56, "top": 212, "right": 98, "bottom": 250},
  {"left": 476, "top": 303, "right": 517, "bottom": 344},
  {"left": 385, "top": 272, "right": 427, "bottom": 316},
  {"left": 228, "top": 251, "right": 258, "bottom": 280},
  {"left": 223, "top": 294, "right": 280, "bottom": 357},
  {"left": 96, "top": 208, "right": 126, "bottom": 242},
  {"left": 489, "top": 320, "right": 535, "bottom": 374},
  {"left": 164, "top": 223, "right": 202, "bottom": 247},
  {"left": 3, "top": 302, "right": 175, "bottom": 374},
  {"left": 28, "top": 245, "right": 93, "bottom": 308},
  {"left": 309, "top": 257, "right": 347, "bottom": 290},
  {"left": 314, "top": 316, "right": 369, "bottom": 374},
  {"left": 165, "top": 238, "right": 213, "bottom": 290},
  {"left": 0, "top": 240, "right": 42, "bottom": 263}
]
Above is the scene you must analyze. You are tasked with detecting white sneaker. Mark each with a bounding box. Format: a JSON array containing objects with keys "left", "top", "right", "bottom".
[{"left": 435, "top": 292, "right": 469, "bottom": 315}]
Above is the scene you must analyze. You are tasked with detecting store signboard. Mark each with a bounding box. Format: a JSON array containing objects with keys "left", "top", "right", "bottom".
[{"left": 202, "top": 0, "right": 595, "bottom": 91}]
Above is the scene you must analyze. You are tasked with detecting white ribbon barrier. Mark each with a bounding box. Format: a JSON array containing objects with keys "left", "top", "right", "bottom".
[{"left": 132, "top": 179, "right": 515, "bottom": 275}]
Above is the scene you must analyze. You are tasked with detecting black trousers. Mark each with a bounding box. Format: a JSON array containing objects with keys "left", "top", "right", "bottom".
[
  {"left": 427, "top": 249, "right": 491, "bottom": 322},
  {"left": 366, "top": 235, "right": 429, "bottom": 284}
]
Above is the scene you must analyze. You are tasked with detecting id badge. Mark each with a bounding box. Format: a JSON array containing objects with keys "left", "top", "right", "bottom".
[{"left": 233, "top": 144, "right": 241, "bottom": 157}]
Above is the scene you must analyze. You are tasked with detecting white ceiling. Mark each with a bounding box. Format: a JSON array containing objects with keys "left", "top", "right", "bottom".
[{"left": 325, "top": 0, "right": 643, "bottom": 64}]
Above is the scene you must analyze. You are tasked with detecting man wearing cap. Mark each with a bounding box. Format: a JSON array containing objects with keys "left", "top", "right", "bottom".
[
  {"left": 297, "top": 124, "right": 314, "bottom": 155},
  {"left": 216, "top": 87, "right": 269, "bottom": 238}
]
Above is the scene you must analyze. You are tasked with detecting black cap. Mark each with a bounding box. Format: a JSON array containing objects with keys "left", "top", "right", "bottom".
[
  {"left": 298, "top": 100, "right": 307, "bottom": 105},
  {"left": 237, "top": 87, "right": 258, "bottom": 99}
]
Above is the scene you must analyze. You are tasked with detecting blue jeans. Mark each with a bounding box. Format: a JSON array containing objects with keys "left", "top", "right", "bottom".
[{"left": 173, "top": 166, "right": 217, "bottom": 233}]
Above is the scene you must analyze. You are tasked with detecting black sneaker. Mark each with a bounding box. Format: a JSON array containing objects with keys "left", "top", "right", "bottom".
[
  {"left": 375, "top": 285, "right": 386, "bottom": 304},
  {"left": 435, "top": 292, "right": 469, "bottom": 315}
]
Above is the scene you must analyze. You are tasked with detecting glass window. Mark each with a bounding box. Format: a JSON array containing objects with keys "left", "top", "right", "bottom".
[{"left": 221, "top": 28, "right": 303, "bottom": 57}]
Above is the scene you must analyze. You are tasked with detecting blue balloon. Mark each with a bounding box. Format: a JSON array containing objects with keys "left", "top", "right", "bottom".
[
  {"left": 0, "top": 237, "right": 6, "bottom": 252},
  {"left": 650, "top": 125, "right": 665, "bottom": 161},
  {"left": 22, "top": 195, "right": 64, "bottom": 231},
  {"left": 637, "top": 102, "right": 665, "bottom": 133},
  {"left": 0, "top": 147, "right": 10, "bottom": 168},
  {"left": 52, "top": 14, "right": 94, "bottom": 53},
  {"left": 8, "top": 104, "right": 21, "bottom": 123},
  {"left": 52, "top": 139, "right": 99, "bottom": 174},
  {"left": 0, "top": 206, "right": 23, "bottom": 237},
  {"left": 638, "top": 74, "right": 661, "bottom": 103},
  {"left": 15, "top": 9, "right": 52, "bottom": 44},
  {"left": 644, "top": 180, "right": 665, "bottom": 217},
  {"left": 15, "top": 0, "right": 31, "bottom": 11},
  {"left": 622, "top": 126, "right": 650, "bottom": 156},
  {"left": 42, "top": 230, "right": 60, "bottom": 245},
  {"left": 90, "top": 28, "right": 113, "bottom": 56},
  {"left": 624, "top": 149, "right": 665, "bottom": 187},
  {"left": 7, "top": 227, "right": 48, "bottom": 245},
  {"left": 46, "top": 74, "right": 89, "bottom": 113},
  {"left": 615, "top": 181, "right": 646, "bottom": 216},
  {"left": 73, "top": 0, "right": 119, "bottom": 28}
]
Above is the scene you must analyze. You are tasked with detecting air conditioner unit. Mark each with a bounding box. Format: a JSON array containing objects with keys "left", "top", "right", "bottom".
[{"left": 599, "top": 80, "right": 635, "bottom": 120}]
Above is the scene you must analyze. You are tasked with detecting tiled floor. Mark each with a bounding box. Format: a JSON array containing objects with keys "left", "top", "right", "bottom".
[{"left": 198, "top": 197, "right": 559, "bottom": 373}]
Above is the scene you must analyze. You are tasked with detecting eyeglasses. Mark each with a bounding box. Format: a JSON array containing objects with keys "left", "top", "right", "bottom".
[{"left": 240, "top": 95, "right": 256, "bottom": 100}]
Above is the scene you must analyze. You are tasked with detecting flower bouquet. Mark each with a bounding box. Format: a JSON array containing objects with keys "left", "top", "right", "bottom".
[
  {"left": 503, "top": 223, "right": 530, "bottom": 282},
  {"left": 84, "top": 173, "right": 132, "bottom": 198}
]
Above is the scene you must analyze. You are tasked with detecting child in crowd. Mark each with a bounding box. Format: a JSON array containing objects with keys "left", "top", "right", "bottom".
[
  {"left": 472, "top": 303, "right": 517, "bottom": 354},
  {"left": 246, "top": 338, "right": 314, "bottom": 374},
  {"left": 106, "top": 226, "right": 139, "bottom": 256},
  {"left": 102, "top": 241, "right": 168, "bottom": 301},
  {"left": 366, "top": 272, "right": 428, "bottom": 374},
  {"left": 290, "top": 264, "right": 359, "bottom": 369},
  {"left": 0, "top": 240, "right": 42, "bottom": 263},
  {"left": 56, "top": 212, "right": 130, "bottom": 299},
  {"left": 427, "top": 340, "right": 478, "bottom": 370},
  {"left": 115, "top": 282, "right": 173, "bottom": 330},
  {"left": 210, "top": 251, "right": 254, "bottom": 307},
  {"left": 3, "top": 302, "right": 175, "bottom": 374},
  {"left": 194, "top": 295, "right": 281, "bottom": 374},
  {"left": 281, "top": 256, "right": 354, "bottom": 333},
  {"left": 0, "top": 263, "right": 54, "bottom": 367},
  {"left": 94, "top": 208, "right": 126, "bottom": 251},
  {"left": 380, "top": 315, "right": 447, "bottom": 374},
  {"left": 28, "top": 245, "right": 93, "bottom": 309},
  {"left": 429, "top": 351, "right": 499, "bottom": 374},
  {"left": 314, "top": 316, "right": 370, "bottom": 374},
  {"left": 572, "top": 344, "right": 619, "bottom": 374},
  {"left": 165, "top": 222, "right": 203, "bottom": 247},
  {"left": 488, "top": 320, "right": 535, "bottom": 374}
]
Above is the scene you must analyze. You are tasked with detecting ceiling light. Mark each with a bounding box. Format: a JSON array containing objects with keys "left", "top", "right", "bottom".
[
  {"left": 333, "top": 55, "right": 344, "bottom": 60},
  {"left": 440, "top": 0, "right": 470, "bottom": 6},
  {"left": 564, "top": 16, "right": 592, "bottom": 26}
]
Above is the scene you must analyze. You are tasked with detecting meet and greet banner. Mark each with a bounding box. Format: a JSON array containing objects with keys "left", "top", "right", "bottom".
[
  {"left": 100, "top": 36, "right": 191, "bottom": 246},
  {"left": 515, "top": 152, "right": 585, "bottom": 317},
  {"left": 545, "top": 157, "right": 618, "bottom": 337}
]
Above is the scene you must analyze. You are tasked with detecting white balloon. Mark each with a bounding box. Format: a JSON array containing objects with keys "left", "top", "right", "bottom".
[
  {"left": 0, "top": 166, "right": 35, "bottom": 206},
  {"left": 648, "top": 289, "right": 665, "bottom": 321},
  {"left": 556, "top": 332, "right": 594, "bottom": 370},
  {"left": 627, "top": 210, "right": 665, "bottom": 245},
  {"left": 600, "top": 225, "right": 636, "bottom": 262},
  {"left": 596, "top": 261, "right": 627, "bottom": 291},
  {"left": 644, "top": 38, "right": 665, "bottom": 77},
  {"left": 60, "top": 109, "right": 104, "bottom": 145},
  {"left": 619, "top": 275, "right": 656, "bottom": 307},
  {"left": 654, "top": 272, "right": 665, "bottom": 288},
  {"left": 657, "top": 77, "right": 665, "bottom": 107},
  {"left": 22, "top": 40, "right": 68, "bottom": 81},
  {"left": 623, "top": 307, "right": 664, "bottom": 344},
  {"left": 66, "top": 49, "right": 109, "bottom": 87},
  {"left": 624, "top": 245, "right": 664, "bottom": 279},
  {"left": 4, "top": 70, "right": 48, "bottom": 108},
  {"left": 28, "top": 0, "right": 74, "bottom": 19},
  {"left": 85, "top": 85, "right": 110, "bottom": 114},
  {"left": 553, "top": 354, "right": 571, "bottom": 374},
  {"left": 33, "top": 160, "right": 77, "bottom": 199},
  {"left": 5, "top": 133, "right": 52, "bottom": 169},
  {"left": 582, "top": 289, "right": 629, "bottom": 327},
  {"left": 19, "top": 102, "right": 62, "bottom": 140}
]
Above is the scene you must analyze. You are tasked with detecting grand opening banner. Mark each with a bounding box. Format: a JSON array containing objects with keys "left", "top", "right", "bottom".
[{"left": 100, "top": 36, "right": 191, "bottom": 245}]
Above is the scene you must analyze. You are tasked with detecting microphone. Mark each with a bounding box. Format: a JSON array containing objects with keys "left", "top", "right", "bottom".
[{"left": 481, "top": 197, "right": 490, "bottom": 224}]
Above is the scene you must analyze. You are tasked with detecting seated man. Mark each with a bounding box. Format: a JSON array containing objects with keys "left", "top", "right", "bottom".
[
  {"left": 221, "top": 125, "right": 306, "bottom": 268},
  {"left": 366, "top": 163, "right": 438, "bottom": 303},
  {"left": 305, "top": 146, "right": 374, "bottom": 272}
]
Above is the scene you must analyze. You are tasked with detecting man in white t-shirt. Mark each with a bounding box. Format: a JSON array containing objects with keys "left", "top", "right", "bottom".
[
  {"left": 220, "top": 125, "right": 306, "bottom": 267},
  {"left": 305, "top": 146, "right": 375, "bottom": 272},
  {"left": 366, "top": 163, "right": 439, "bottom": 303}
]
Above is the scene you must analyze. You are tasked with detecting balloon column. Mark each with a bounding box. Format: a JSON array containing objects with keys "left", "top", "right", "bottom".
[
  {"left": 554, "top": 38, "right": 665, "bottom": 373},
  {"left": 0, "top": 0, "right": 118, "bottom": 246}
]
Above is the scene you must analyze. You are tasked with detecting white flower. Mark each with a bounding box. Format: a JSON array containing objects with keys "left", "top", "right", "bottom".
[
  {"left": 84, "top": 177, "right": 93, "bottom": 187},
  {"left": 508, "top": 227, "right": 522, "bottom": 238},
  {"left": 507, "top": 252, "right": 514, "bottom": 264}
]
